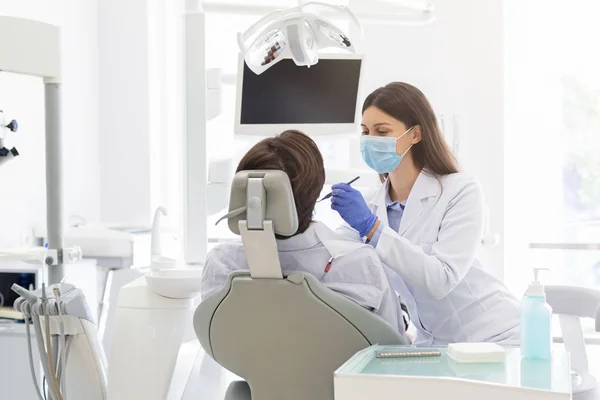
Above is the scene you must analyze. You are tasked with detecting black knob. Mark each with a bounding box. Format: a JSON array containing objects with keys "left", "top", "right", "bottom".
[
  {"left": 0, "top": 147, "right": 19, "bottom": 157},
  {"left": 6, "top": 120, "right": 18, "bottom": 132}
]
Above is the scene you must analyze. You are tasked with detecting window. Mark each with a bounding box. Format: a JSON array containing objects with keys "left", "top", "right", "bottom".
[{"left": 505, "top": 0, "right": 600, "bottom": 339}]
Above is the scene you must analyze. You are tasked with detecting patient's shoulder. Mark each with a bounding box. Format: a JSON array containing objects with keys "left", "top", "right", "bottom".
[
  {"left": 349, "top": 246, "right": 383, "bottom": 268},
  {"left": 208, "top": 241, "right": 243, "bottom": 254},
  {"left": 331, "top": 245, "right": 386, "bottom": 284},
  {"left": 345, "top": 244, "right": 380, "bottom": 260},
  {"left": 205, "top": 241, "right": 247, "bottom": 267}
]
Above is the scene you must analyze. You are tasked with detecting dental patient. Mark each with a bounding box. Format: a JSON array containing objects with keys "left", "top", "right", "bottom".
[{"left": 201, "top": 130, "right": 407, "bottom": 334}]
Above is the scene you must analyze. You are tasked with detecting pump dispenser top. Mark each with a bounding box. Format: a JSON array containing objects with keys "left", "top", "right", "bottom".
[{"left": 525, "top": 267, "right": 549, "bottom": 297}]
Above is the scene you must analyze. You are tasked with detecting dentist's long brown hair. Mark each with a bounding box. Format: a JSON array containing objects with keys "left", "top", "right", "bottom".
[{"left": 362, "top": 82, "right": 459, "bottom": 182}]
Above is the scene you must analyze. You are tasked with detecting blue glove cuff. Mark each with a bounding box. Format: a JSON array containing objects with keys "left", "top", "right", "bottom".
[{"left": 359, "top": 213, "right": 378, "bottom": 237}]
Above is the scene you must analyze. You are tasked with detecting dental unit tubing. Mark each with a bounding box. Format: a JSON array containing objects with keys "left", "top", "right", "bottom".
[{"left": 12, "top": 283, "right": 108, "bottom": 400}]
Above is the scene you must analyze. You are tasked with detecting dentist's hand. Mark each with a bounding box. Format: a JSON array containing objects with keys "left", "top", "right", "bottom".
[{"left": 330, "top": 183, "right": 378, "bottom": 237}]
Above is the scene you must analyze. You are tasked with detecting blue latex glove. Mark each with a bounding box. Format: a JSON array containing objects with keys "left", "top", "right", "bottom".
[{"left": 330, "top": 183, "right": 378, "bottom": 237}]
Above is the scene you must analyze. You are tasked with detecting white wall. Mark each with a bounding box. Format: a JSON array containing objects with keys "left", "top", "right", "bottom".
[
  {"left": 0, "top": 0, "right": 100, "bottom": 248},
  {"left": 504, "top": 0, "right": 588, "bottom": 293},
  {"left": 97, "top": 0, "right": 153, "bottom": 227},
  {"left": 355, "top": 0, "right": 506, "bottom": 278},
  {"left": 97, "top": 0, "right": 181, "bottom": 230}
]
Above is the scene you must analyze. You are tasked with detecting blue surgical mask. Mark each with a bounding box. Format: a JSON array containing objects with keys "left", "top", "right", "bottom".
[{"left": 360, "top": 127, "right": 414, "bottom": 174}]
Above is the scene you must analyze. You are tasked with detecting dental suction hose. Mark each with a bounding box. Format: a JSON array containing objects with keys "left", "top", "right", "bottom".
[
  {"left": 12, "top": 283, "right": 64, "bottom": 400},
  {"left": 42, "top": 283, "right": 62, "bottom": 400}
]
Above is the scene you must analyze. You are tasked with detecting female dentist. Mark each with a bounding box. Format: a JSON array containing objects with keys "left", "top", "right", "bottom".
[{"left": 332, "top": 82, "right": 520, "bottom": 345}]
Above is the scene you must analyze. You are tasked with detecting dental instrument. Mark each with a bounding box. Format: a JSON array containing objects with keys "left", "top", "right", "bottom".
[
  {"left": 54, "top": 287, "right": 68, "bottom": 399},
  {"left": 375, "top": 349, "right": 442, "bottom": 358},
  {"left": 42, "top": 282, "right": 63, "bottom": 400},
  {"left": 318, "top": 176, "right": 360, "bottom": 202}
]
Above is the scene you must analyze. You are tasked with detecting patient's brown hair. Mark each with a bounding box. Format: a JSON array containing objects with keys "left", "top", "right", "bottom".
[{"left": 236, "top": 130, "right": 325, "bottom": 237}]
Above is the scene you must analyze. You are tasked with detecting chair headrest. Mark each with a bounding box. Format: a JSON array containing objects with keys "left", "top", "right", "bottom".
[{"left": 218, "top": 170, "right": 299, "bottom": 237}]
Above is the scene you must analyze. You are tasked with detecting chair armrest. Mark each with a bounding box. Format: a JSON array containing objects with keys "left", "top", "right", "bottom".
[{"left": 545, "top": 285, "right": 600, "bottom": 319}]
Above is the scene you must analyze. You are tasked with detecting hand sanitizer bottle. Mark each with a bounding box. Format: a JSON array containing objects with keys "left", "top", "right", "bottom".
[{"left": 520, "top": 268, "right": 552, "bottom": 359}]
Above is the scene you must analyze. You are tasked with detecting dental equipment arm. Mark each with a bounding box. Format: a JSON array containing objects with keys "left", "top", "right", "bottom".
[{"left": 204, "top": 0, "right": 434, "bottom": 24}]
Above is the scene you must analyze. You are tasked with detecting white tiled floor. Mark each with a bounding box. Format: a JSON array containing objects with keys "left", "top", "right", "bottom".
[{"left": 183, "top": 350, "right": 239, "bottom": 400}]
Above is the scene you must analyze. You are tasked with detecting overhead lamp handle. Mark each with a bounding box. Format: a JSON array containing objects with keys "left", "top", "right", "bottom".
[{"left": 237, "top": 9, "right": 286, "bottom": 52}]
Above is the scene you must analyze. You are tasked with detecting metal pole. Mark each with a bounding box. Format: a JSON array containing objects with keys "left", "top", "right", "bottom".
[
  {"left": 529, "top": 243, "right": 600, "bottom": 251},
  {"left": 44, "top": 82, "right": 65, "bottom": 283}
]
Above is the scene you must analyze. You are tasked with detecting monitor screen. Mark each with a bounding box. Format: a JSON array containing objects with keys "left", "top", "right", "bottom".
[
  {"left": 239, "top": 57, "right": 362, "bottom": 126},
  {"left": 0, "top": 272, "right": 36, "bottom": 308}
]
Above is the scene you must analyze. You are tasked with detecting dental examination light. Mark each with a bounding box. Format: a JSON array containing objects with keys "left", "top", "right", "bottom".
[{"left": 237, "top": 1, "right": 362, "bottom": 75}]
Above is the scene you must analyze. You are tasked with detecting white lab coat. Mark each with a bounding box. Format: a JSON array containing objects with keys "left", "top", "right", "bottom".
[{"left": 337, "top": 171, "right": 520, "bottom": 345}]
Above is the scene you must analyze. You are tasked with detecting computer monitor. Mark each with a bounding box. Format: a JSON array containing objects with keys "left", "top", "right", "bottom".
[
  {"left": 234, "top": 53, "right": 364, "bottom": 137},
  {"left": 0, "top": 266, "right": 39, "bottom": 319}
]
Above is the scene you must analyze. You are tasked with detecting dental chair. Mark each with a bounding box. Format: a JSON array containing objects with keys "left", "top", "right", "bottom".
[{"left": 194, "top": 170, "right": 405, "bottom": 400}]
